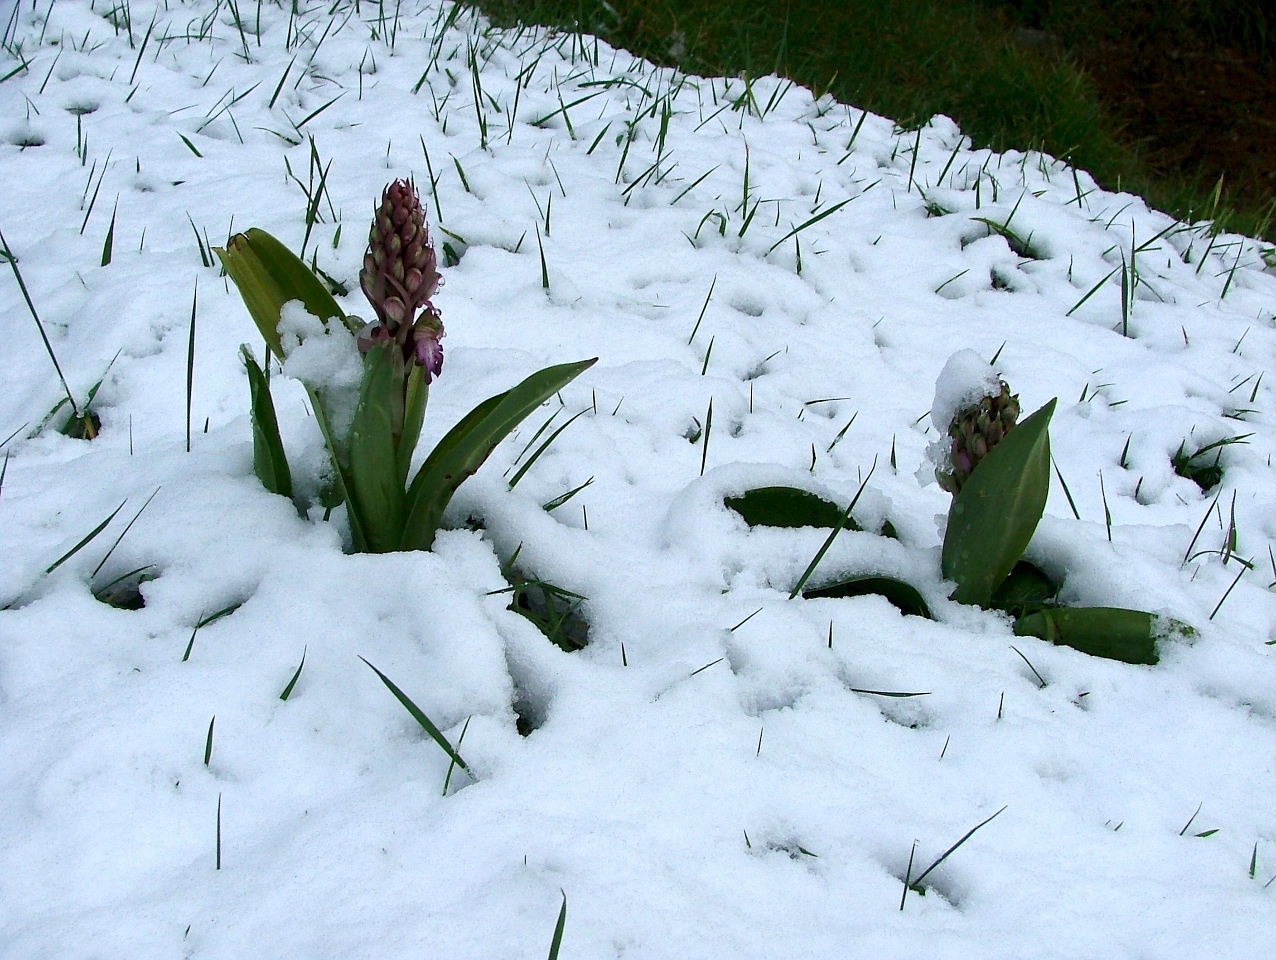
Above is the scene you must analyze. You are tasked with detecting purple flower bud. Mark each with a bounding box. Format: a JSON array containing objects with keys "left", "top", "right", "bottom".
[
  {"left": 356, "top": 321, "right": 394, "bottom": 354},
  {"left": 411, "top": 311, "right": 445, "bottom": 380}
]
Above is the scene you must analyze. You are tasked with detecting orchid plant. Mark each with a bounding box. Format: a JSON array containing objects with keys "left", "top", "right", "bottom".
[
  {"left": 933, "top": 367, "right": 1193, "bottom": 665},
  {"left": 216, "top": 178, "right": 595, "bottom": 554},
  {"left": 725, "top": 357, "right": 1193, "bottom": 665}
]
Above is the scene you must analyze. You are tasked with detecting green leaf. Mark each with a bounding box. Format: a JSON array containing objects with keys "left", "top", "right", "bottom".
[
  {"left": 214, "top": 228, "right": 355, "bottom": 358},
  {"left": 401, "top": 358, "right": 597, "bottom": 552},
  {"left": 803, "top": 575, "right": 933, "bottom": 619},
  {"left": 942, "top": 398, "right": 1056, "bottom": 607},
  {"left": 347, "top": 344, "right": 406, "bottom": 553},
  {"left": 1013, "top": 607, "right": 1191, "bottom": 665},
  {"left": 989, "top": 560, "right": 1059, "bottom": 617},
  {"left": 240, "top": 346, "right": 292, "bottom": 498},
  {"left": 725, "top": 486, "right": 861, "bottom": 531},
  {"left": 398, "top": 363, "right": 429, "bottom": 489},
  {"left": 359, "top": 657, "right": 469, "bottom": 771}
]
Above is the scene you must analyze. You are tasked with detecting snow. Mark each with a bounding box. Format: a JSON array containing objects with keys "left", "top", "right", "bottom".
[
  {"left": 1, "top": 2, "right": 1273, "bottom": 957},
  {"left": 930, "top": 348, "right": 1003, "bottom": 435},
  {"left": 277, "top": 299, "right": 363, "bottom": 435}
]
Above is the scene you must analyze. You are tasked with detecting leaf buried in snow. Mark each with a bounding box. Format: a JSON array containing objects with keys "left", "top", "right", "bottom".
[
  {"left": 989, "top": 561, "right": 1059, "bottom": 618},
  {"left": 725, "top": 486, "right": 861, "bottom": 531},
  {"left": 92, "top": 564, "right": 157, "bottom": 609},
  {"left": 803, "top": 575, "right": 933, "bottom": 619},
  {"left": 1013, "top": 607, "right": 1194, "bottom": 665}
]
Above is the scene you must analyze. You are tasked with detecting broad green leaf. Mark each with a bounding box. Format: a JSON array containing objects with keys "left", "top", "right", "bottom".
[
  {"left": 216, "top": 230, "right": 358, "bottom": 518},
  {"left": 214, "top": 228, "right": 354, "bottom": 358},
  {"left": 989, "top": 560, "right": 1058, "bottom": 617},
  {"left": 803, "top": 575, "right": 933, "bottom": 619},
  {"left": 402, "top": 358, "right": 597, "bottom": 552},
  {"left": 725, "top": 486, "right": 862, "bottom": 531},
  {"left": 942, "top": 398, "right": 1056, "bottom": 607},
  {"left": 240, "top": 346, "right": 293, "bottom": 498},
  {"left": 1013, "top": 606, "right": 1191, "bottom": 665},
  {"left": 347, "top": 344, "right": 405, "bottom": 553}
]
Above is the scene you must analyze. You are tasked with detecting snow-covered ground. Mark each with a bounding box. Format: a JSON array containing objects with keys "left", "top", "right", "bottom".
[{"left": 1, "top": 2, "right": 1272, "bottom": 957}]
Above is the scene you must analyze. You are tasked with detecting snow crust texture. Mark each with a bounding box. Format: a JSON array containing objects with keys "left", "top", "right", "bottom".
[{"left": 1, "top": 3, "right": 1273, "bottom": 958}]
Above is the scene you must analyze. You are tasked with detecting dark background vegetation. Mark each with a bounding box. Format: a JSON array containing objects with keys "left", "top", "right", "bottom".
[{"left": 465, "top": 0, "right": 1274, "bottom": 241}]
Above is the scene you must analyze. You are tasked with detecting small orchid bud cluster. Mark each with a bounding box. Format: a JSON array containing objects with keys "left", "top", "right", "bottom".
[{"left": 936, "top": 380, "right": 1021, "bottom": 495}]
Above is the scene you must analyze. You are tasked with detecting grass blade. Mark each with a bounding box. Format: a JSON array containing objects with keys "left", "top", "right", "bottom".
[
  {"left": 508, "top": 408, "right": 588, "bottom": 490},
  {"left": 360, "top": 657, "right": 469, "bottom": 772},
  {"left": 184, "top": 602, "right": 243, "bottom": 662},
  {"left": 46, "top": 500, "right": 127, "bottom": 574},
  {"left": 203, "top": 715, "right": 215, "bottom": 766},
  {"left": 789, "top": 458, "right": 877, "bottom": 599},
  {"left": 699, "top": 398, "right": 713, "bottom": 476},
  {"left": 91, "top": 486, "right": 160, "bottom": 578},
  {"left": 767, "top": 198, "right": 852, "bottom": 254},
  {"left": 1066, "top": 267, "right": 1119, "bottom": 317},
  {"left": 100, "top": 198, "right": 118, "bottom": 266},
  {"left": 547, "top": 891, "right": 567, "bottom": 960},
  {"left": 1, "top": 228, "right": 80, "bottom": 415},
  {"left": 442, "top": 715, "right": 471, "bottom": 796},
  {"left": 908, "top": 805, "right": 1007, "bottom": 894},
  {"left": 279, "top": 646, "right": 307, "bottom": 701},
  {"left": 186, "top": 282, "right": 197, "bottom": 452},
  {"left": 543, "top": 476, "right": 594, "bottom": 511}
]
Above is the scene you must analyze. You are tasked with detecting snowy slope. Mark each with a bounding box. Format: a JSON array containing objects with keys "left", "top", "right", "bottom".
[{"left": 1, "top": 2, "right": 1273, "bottom": 957}]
